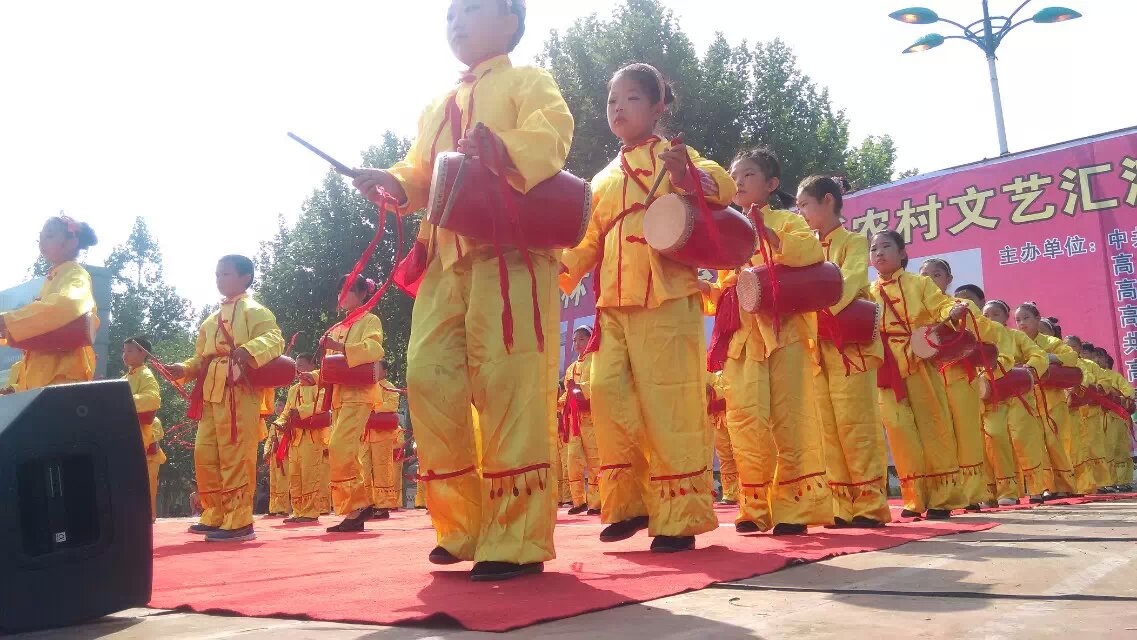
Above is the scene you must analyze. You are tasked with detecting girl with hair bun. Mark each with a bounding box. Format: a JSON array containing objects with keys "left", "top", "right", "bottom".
[
  {"left": 560, "top": 62, "right": 734, "bottom": 553},
  {"left": 0, "top": 215, "right": 100, "bottom": 389},
  {"left": 868, "top": 230, "right": 970, "bottom": 519},
  {"left": 981, "top": 300, "right": 1053, "bottom": 503},
  {"left": 318, "top": 273, "right": 386, "bottom": 534},
  {"left": 798, "top": 175, "right": 889, "bottom": 528},
  {"left": 1014, "top": 302, "right": 1079, "bottom": 497}
]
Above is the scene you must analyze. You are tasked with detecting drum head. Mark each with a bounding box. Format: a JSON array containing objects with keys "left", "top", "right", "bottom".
[
  {"left": 911, "top": 326, "right": 937, "bottom": 359},
  {"left": 643, "top": 194, "right": 692, "bottom": 252},
  {"left": 736, "top": 269, "right": 762, "bottom": 314},
  {"left": 426, "top": 152, "right": 462, "bottom": 226},
  {"left": 978, "top": 376, "right": 992, "bottom": 401}
]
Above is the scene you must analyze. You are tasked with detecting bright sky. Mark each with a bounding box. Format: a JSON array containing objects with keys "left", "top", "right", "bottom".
[{"left": 2, "top": 1, "right": 1132, "bottom": 307}]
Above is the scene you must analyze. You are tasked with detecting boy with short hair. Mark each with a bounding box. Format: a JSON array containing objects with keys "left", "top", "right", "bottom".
[{"left": 350, "top": 0, "right": 573, "bottom": 581}]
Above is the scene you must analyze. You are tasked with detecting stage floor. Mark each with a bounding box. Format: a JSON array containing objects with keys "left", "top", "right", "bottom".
[{"left": 13, "top": 496, "right": 1137, "bottom": 639}]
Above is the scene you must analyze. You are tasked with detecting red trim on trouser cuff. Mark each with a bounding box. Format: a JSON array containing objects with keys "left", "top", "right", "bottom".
[
  {"left": 777, "top": 471, "right": 826, "bottom": 486},
  {"left": 483, "top": 463, "right": 551, "bottom": 479},
  {"left": 600, "top": 463, "right": 632, "bottom": 471},
  {"left": 650, "top": 467, "right": 707, "bottom": 482},
  {"left": 828, "top": 476, "right": 883, "bottom": 488},
  {"left": 418, "top": 465, "right": 476, "bottom": 482}
]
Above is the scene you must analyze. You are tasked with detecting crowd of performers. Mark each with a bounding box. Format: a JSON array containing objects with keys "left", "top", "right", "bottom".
[{"left": 1, "top": 0, "right": 1134, "bottom": 583}]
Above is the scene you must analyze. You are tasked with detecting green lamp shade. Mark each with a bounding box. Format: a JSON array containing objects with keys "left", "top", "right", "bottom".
[
  {"left": 1032, "top": 7, "right": 1082, "bottom": 23},
  {"left": 889, "top": 7, "right": 940, "bottom": 24},
  {"left": 902, "top": 33, "right": 946, "bottom": 53}
]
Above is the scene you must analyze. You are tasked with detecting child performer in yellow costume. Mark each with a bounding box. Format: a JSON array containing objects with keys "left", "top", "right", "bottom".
[
  {"left": 365, "top": 359, "right": 402, "bottom": 518},
  {"left": 703, "top": 151, "right": 832, "bottom": 536},
  {"left": 561, "top": 63, "right": 729, "bottom": 552},
  {"left": 869, "top": 231, "right": 969, "bottom": 519},
  {"left": 561, "top": 327, "right": 601, "bottom": 515},
  {"left": 919, "top": 259, "right": 992, "bottom": 510},
  {"left": 798, "top": 176, "right": 890, "bottom": 527},
  {"left": 981, "top": 300, "right": 1052, "bottom": 502},
  {"left": 167, "top": 255, "right": 284, "bottom": 542},
  {"left": 1041, "top": 325, "right": 1095, "bottom": 493},
  {"left": 264, "top": 400, "right": 291, "bottom": 517},
  {"left": 0, "top": 216, "right": 99, "bottom": 389},
  {"left": 317, "top": 275, "right": 384, "bottom": 533},
  {"left": 350, "top": 0, "right": 571, "bottom": 580},
  {"left": 1069, "top": 339, "right": 1111, "bottom": 491},
  {"left": 707, "top": 370, "right": 738, "bottom": 505},
  {"left": 278, "top": 353, "right": 328, "bottom": 523},
  {"left": 1015, "top": 303, "right": 1079, "bottom": 496},
  {"left": 1092, "top": 348, "right": 1135, "bottom": 490},
  {"left": 123, "top": 337, "right": 165, "bottom": 521}
]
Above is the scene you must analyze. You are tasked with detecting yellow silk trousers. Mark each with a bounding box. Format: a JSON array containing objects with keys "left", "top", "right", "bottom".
[
  {"left": 147, "top": 449, "right": 165, "bottom": 520},
  {"left": 878, "top": 360, "right": 964, "bottom": 513},
  {"left": 319, "top": 444, "right": 331, "bottom": 513},
  {"left": 943, "top": 371, "right": 993, "bottom": 505},
  {"left": 193, "top": 388, "right": 262, "bottom": 530},
  {"left": 712, "top": 420, "right": 739, "bottom": 502},
  {"left": 269, "top": 455, "right": 290, "bottom": 514},
  {"left": 364, "top": 427, "right": 400, "bottom": 509},
  {"left": 288, "top": 428, "right": 328, "bottom": 519},
  {"left": 567, "top": 415, "right": 601, "bottom": 510},
  {"left": 406, "top": 251, "right": 559, "bottom": 565},
  {"left": 589, "top": 294, "right": 717, "bottom": 538},
  {"left": 1106, "top": 415, "right": 1132, "bottom": 485},
  {"left": 557, "top": 438, "right": 572, "bottom": 504},
  {"left": 1057, "top": 394, "right": 1094, "bottom": 493},
  {"left": 724, "top": 341, "right": 832, "bottom": 529},
  {"left": 1007, "top": 394, "right": 1053, "bottom": 495},
  {"left": 329, "top": 403, "right": 371, "bottom": 515},
  {"left": 815, "top": 342, "right": 890, "bottom": 523},
  {"left": 982, "top": 402, "right": 1021, "bottom": 500},
  {"left": 1037, "top": 389, "right": 1077, "bottom": 493},
  {"left": 1083, "top": 409, "right": 1111, "bottom": 488}
]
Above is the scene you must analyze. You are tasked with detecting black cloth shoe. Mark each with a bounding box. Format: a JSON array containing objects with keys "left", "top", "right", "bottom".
[
  {"left": 825, "top": 517, "right": 852, "bottom": 529},
  {"left": 205, "top": 525, "right": 256, "bottom": 542},
  {"left": 371, "top": 508, "right": 390, "bottom": 520},
  {"left": 735, "top": 521, "right": 761, "bottom": 533},
  {"left": 283, "top": 516, "right": 318, "bottom": 524},
  {"left": 926, "top": 509, "right": 952, "bottom": 520},
  {"left": 850, "top": 516, "right": 885, "bottom": 529},
  {"left": 326, "top": 507, "right": 373, "bottom": 533},
  {"left": 586, "top": 508, "right": 601, "bottom": 516},
  {"left": 1028, "top": 495, "right": 1045, "bottom": 504},
  {"left": 567, "top": 504, "right": 587, "bottom": 515},
  {"left": 650, "top": 535, "right": 695, "bottom": 553},
  {"left": 772, "top": 523, "right": 808, "bottom": 536},
  {"left": 599, "top": 515, "right": 649, "bottom": 542},
  {"left": 964, "top": 504, "right": 982, "bottom": 512},
  {"left": 469, "top": 561, "right": 544, "bottom": 582},
  {"left": 900, "top": 509, "right": 922, "bottom": 519},
  {"left": 428, "top": 546, "right": 463, "bottom": 565},
  {"left": 188, "top": 523, "right": 219, "bottom": 535}
]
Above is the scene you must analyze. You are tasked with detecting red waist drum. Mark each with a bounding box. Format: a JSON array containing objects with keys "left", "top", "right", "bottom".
[
  {"left": 7, "top": 313, "right": 95, "bottom": 352},
  {"left": 426, "top": 151, "right": 590, "bottom": 250},
  {"left": 737, "top": 262, "right": 843, "bottom": 315},
  {"left": 963, "top": 342, "right": 998, "bottom": 370},
  {"left": 137, "top": 411, "right": 157, "bottom": 427},
  {"left": 367, "top": 412, "right": 400, "bottom": 431},
  {"left": 643, "top": 193, "right": 757, "bottom": 270},
  {"left": 979, "top": 366, "right": 1034, "bottom": 403},
  {"left": 707, "top": 397, "right": 726, "bottom": 415},
  {"left": 818, "top": 298, "right": 880, "bottom": 345},
  {"left": 1040, "top": 364, "right": 1082, "bottom": 389},
  {"left": 321, "top": 355, "right": 379, "bottom": 386},
  {"left": 244, "top": 356, "right": 297, "bottom": 389},
  {"left": 911, "top": 322, "right": 977, "bottom": 365},
  {"left": 297, "top": 412, "right": 331, "bottom": 429},
  {"left": 568, "top": 386, "right": 590, "bottom": 413}
]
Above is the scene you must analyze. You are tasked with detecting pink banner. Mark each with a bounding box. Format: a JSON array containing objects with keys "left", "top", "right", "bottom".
[{"left": 845, "top": 129, "right": 1137, "bottom": 382}]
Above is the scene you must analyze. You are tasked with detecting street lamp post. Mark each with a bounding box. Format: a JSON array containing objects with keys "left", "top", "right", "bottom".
[{"left": 890, "top": 1, "right": 1082, "bottom": 156}]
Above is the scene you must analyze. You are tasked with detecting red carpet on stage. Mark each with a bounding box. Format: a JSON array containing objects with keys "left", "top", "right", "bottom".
[{"left": 150, "top": 505, "right": 997, "bottom": 632}]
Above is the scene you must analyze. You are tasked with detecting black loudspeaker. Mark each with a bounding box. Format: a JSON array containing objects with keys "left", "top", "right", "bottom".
[{"left": 0, "top": 381, "right": 152, "bottom": 633}]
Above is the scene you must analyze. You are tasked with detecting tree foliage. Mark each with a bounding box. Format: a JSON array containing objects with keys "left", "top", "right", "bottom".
[
  {"left": 539, "top": 0, "right": 903, "bottom": 193},
  {"left": 255, "top": 133, "right": 419, "bottom": 387},
  {"left": 102, "top": 217, "right": 197, "bottom": 516}
]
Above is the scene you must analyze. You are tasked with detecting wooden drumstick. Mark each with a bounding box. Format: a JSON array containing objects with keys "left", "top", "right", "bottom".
[
  {"left": 287, "top": 132, "right": 360, "bottom": 179},
  {"left": 645, "top": 134, "right": 685, "bottom": 203}
]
